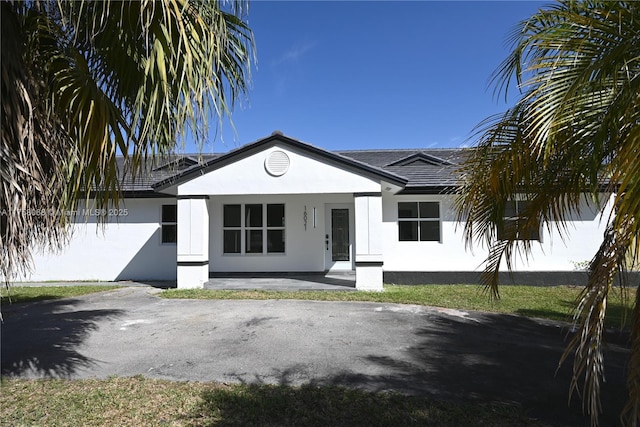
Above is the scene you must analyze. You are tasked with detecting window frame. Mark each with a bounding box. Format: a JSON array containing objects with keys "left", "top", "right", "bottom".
[
  {"left": 497, "top": 199, "right": 541, "bottom": 241},
  {"left": 161, "top": 204, "right": 177, "bottom": 244},
  {"left": 397, "top": 201, "right": 441, "bottom": 243},
  {"left": 222, "top": 203, "right": 286, "bottom": 255}
]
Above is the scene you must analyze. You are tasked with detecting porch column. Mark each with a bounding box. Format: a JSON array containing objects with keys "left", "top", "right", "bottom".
[
  {"left": 354, "top": 192, "right": 384, "bottom": 291},
  {"left": 177, "top": 195, "right": 209, "bottom": 289}
]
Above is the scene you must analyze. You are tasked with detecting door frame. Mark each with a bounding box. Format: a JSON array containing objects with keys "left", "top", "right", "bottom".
[{"left": 324, "top": 203, "right": 355, "bottom": 271}]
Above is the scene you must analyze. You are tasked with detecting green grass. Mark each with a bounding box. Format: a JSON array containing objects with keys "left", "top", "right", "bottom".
[
  {"left": 162, "top": 284, "right": 634, "bottom": 329},
  {"left": 0, "top": 377, "right": 548, "bottom": 426},
  {"left": 0, "top": 285, "right": 121, "bottom": 304}
]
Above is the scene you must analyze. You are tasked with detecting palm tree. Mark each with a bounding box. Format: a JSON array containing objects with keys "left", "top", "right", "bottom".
[
  {"left": 1, "top": 1, "right": 254, "bottom": 282},
  {"left": 454, "top": 1, "right": 640, "bottom": 425}
]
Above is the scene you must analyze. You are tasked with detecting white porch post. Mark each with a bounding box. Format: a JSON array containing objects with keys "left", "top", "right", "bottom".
[
  {"left": 354, "top": 192, "right": 384, "bottom": 291},
  {"left": 177, "top": 196, "right": 209, "bottom": 289}
]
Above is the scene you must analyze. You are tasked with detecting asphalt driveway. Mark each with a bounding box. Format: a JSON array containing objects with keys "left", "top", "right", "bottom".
[{"left": 1, "top": 286, "right": 631, "bottom": 426}]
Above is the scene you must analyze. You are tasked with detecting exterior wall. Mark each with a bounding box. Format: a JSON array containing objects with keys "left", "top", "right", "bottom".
[
  {"left": 382, "top": 192, "right": 611, "bottom": 274},
  {"left": 17, "top": 198, "right": 177, "bottom": 282},
  {"left": 208, "top": 193, "right": 353, "bottom": 272},
  {"left": 177, "top": 144, "right": 381, "bottom": 196}
]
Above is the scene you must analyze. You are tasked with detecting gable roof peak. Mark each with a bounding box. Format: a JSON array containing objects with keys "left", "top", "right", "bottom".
[
  {"left": 151, "top": 132, "right": 408, "bottom": 191},
  {"left": 386, "top": 152, "right": 456, "bottom": 167}
]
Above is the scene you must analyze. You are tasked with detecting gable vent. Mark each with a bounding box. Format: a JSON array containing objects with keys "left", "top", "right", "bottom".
[{"left": 265, "top": 150, "right": 290, "bottom": 176}]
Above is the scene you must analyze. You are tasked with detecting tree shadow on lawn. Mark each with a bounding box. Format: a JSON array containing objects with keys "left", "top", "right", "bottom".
[
  {"left": 192, "top": 382, "right": 535, "bottom": 427},
  {"left": 516, "top": 298, "right": 633, "bottom": 329},
  {"left": 1, "top": 298, "right": 123, "bottom": 378}
]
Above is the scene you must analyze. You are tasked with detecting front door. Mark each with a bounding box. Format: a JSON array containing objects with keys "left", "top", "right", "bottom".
[{"left": 324, "top": 204, "right": 354, "bottom": 271}]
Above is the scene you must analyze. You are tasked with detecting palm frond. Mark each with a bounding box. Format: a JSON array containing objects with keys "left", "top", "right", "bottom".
[
  {"left": 1, "top": 0, "right": 254, "bottom": 281},
  {"left": 455, "top": 2, "right": 640, "bottom": 425}
]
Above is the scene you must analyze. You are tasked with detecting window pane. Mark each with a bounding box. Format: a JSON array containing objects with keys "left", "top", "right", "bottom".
[
  {"left": 497, "top": 219, "right": 517, "bottom": 240},
  {"left": 246, "top": 230, "right": 263, "bottom": 253},
  {"left": 419, "top": 202, "right": 439, "bottom": 219},
  {"left": 162, "top": 205, "right": 177, "bottom": 223},
  {"left": 331, "top": 209, "right": 350, "bottom": 261},
  {"left": 520, "top": 217, "right": 541, "bottom": 241},
  {"left": 398, "top": 221, "right": 418, "bottom": 241},
  {"left": 223, "top": 205, "right": 241, "bottom": 227},
  {"left": 521, "top": 227, "right": 541, "bottom": 241},
  {"left": 162, "top": 224, "right": 177, "bottom": 243},
  {"left": 223, "top": 230, "right": 241, "bottom": 253},
  {"left": 398, "top": 202, "right": 418, "bottom": 218},
  {"left": 419, "top": 221, "right": 440, "bottom": 241},
  {"left": 267, "top": 204, "right": 285, "bottom": 227},
  {"left": 267, "top": 229, "right": 285, "bottom": 253},
  {"left": 518, "top": 200, "right": 532, "bottom": 215},
  {"left": 504, "top": 201, "right": 517, "bottom": 218},
  {"left": 245, "top": 204, "right": 263, "bottom": 227}
]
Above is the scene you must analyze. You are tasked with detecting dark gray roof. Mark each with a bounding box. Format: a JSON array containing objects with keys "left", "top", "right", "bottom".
[
  {"left": 337, "top": 149, "right": 469, "bottom": 193},
  {"left": 117, "top": 136, "right": 469, "bottom": 196}
]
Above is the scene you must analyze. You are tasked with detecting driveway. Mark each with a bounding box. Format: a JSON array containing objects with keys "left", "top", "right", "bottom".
[{"left": 1, "top": 286, "right": 630, "bottom": 426}]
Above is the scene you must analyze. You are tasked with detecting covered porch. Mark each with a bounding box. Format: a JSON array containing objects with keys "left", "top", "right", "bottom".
[
  {"left": 205, "top": 272, "right": 356, "bottom": 291},
  {"left": 176, "top": 192, "right": 385, "bottom": 291}
]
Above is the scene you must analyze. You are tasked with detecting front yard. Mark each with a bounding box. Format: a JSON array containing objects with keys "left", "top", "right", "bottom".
[{"left": 1, "top": 376, "right": 547, "bottom": 426}]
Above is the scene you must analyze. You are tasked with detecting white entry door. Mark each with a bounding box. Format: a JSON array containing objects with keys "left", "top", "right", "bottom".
[{"left": 324, "top": 204, "right": 355, "bottom": 271}]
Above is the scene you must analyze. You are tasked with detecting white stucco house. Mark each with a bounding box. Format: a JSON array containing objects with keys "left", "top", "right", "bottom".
[{"left": 21, "top": 132, "right": 610, "bottom": 290}]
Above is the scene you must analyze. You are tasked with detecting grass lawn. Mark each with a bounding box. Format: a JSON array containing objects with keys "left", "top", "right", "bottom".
[
  {"left": 162, "top": 284, "right": 634, "bottom": 329},
  {"left": 1, "top": 376, "right": 548, "bottom": 427},
  {"left": 0, "top": 285, "right": 121, "bottom": 304}
]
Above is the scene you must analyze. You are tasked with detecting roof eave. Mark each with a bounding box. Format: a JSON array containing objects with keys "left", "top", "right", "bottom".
[{"left": 151, "top": 133, "right": 408, "bottom": 191}]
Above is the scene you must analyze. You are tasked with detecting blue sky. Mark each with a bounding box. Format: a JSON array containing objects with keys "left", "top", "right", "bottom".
[{"left": 198, "top": 1, "right": 547, "bottom": 153}]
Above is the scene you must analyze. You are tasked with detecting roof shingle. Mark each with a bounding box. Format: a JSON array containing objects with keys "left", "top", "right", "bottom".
[{"left": 116, "top": 143, "right": 468, "bottom": 195}]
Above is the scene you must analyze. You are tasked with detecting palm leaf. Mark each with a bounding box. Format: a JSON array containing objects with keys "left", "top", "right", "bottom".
[{"left": 455, "top": 2, "right": 640, "bottom": 425}]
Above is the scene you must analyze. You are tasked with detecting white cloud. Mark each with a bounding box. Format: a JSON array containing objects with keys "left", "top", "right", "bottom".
[{"left": 271, "top": 40, "right": 317, "bottom": 67}]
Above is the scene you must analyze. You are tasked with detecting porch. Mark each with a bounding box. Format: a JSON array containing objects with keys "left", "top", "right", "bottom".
[
  {"left": 204, "top": 272, "right": 357, "bottom": 291},
  {"left": 167, "top": 136, "right": 405, "bottom": 291}
]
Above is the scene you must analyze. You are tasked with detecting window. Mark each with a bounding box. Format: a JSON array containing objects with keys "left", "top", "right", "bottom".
[
  {"left": 223, "top": 204, "right": 241, "bottom": 253},
  {"left": 161, "top": 205, "right": 177, "bottom": 244},
  {"left": 497, "top": 200, "right": 540, "bottom": 241},
  {"left": 245, "top": 204, "right": 263, "bottom": 253},
  {"left": 398, "top": 202, "right": 440, "bottom": 242},
  {"left": 223, "top": 203, "right": 285, "bottom": 254},
  {"left": 266, "top": 204, "right": 286, "bottom": 253}
]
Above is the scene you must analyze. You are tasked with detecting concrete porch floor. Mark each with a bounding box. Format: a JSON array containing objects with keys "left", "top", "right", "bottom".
[{"left": 205, "top": 272, "right": 356, "bottom": 291}]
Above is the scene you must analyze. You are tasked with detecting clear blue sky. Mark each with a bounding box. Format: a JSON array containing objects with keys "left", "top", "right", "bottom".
[{"left": 196, "top": 1, "right": 547, "bottom": 153}]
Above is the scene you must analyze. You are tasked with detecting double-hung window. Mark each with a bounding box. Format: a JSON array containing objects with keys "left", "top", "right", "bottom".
[
  {"left": 223, "top": 203, "right": 285, "bottom": 254},
  {"left": 498, "top": 200, "right": 540, "bottom": 241},
  {"left": 161, "top": 205, "right": 177, "bottom": 244},
  {"left": 223, "top": 205, "right": 242, "bottom": 253},
  {"left": 398, "top": 202, "right": 440, "bottom": 242}
]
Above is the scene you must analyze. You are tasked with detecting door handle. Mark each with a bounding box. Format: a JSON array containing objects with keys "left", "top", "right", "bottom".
[{"left": 325, "top": 234, "right": 329, "bottom": 250}]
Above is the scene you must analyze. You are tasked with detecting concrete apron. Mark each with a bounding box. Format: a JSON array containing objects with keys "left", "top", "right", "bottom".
[{"left": 205, "top": 272, "right": 356, "bottom": 291}]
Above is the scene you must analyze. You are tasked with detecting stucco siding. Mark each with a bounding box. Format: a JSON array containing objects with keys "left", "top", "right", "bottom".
[
  {"left": 17, "top": 198, "right": 177, "bottom": 282},
  {"left": 382, "top": 193, "right": 611, "bottom": 273}
]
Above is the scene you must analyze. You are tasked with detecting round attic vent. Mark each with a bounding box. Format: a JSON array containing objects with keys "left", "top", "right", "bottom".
[{"left": 265, "top": 150, "right": 290, "bottom": 176}]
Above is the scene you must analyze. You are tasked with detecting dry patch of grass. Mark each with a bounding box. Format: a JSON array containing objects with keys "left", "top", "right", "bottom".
[{"left": 1, "top": 377, "right": 548, "bottom": 426}]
